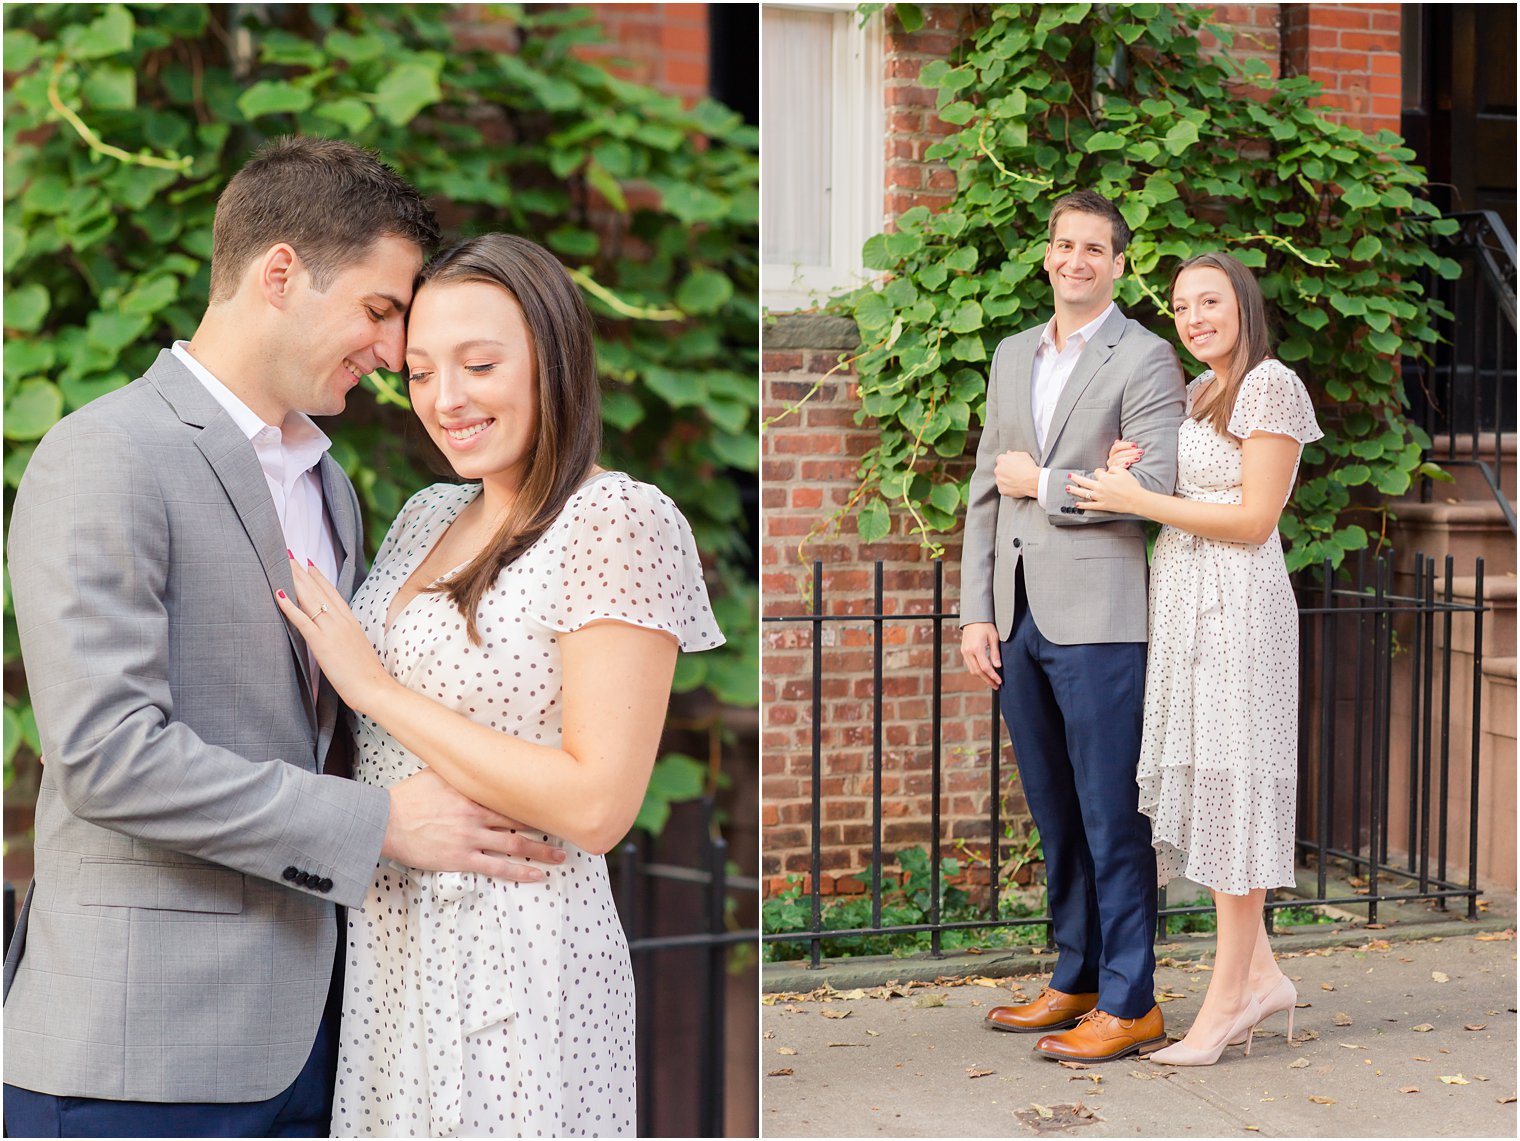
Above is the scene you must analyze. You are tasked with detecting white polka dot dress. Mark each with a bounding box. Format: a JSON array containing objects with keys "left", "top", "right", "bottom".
[
  {"left": 1138, "top": 360, "right": 1323, "bottom": 897},
  {"left": 331, "top": 471, "right": 724, "bottom": 1138}
]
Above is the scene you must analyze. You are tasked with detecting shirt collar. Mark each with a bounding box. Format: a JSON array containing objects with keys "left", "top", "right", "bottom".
[
  {"left": 1039, "top": 301, "right": 1117, "bottom": 354},
  {"left": 172, "top": 341, "right": 331, "bottom": 479}
]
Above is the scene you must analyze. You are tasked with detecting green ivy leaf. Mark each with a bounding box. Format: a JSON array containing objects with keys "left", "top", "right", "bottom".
[
  {"left": 857, "top": 498, "right": 891, "bottom": 543},
  {"left": 5, "top": 284, "right": 50, "bottom": 333},
  {"left": 676, "top": 268, "right": 734, "bottom": 315},
  {"left": 65, "top": 4, "right": 134, "bottom": 60},
  {"left": 3, "top": 379, "right": 64, "bottom": 440},
  {"left": 237, "top": 81, "right": 314, "bottom": 120},
  {"left": 314, "top": 98, "right": 374, "bottom": 134},
  {"left": 372, "top": 60, "right": 443, "bottom": 126}
]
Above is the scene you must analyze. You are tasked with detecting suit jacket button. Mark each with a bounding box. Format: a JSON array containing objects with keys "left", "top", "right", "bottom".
[
  {"left": 283, "top": 866, "right": 299, "bottom": 881},
  {"left": 1012, "top": 537, "right": 1023, "bottom": 548},
  {"left": 318, "top": 878, "right": 334, "bottom": 893},
  {"left": 295, "top": 871, "right": 311, "bottom": 885}
]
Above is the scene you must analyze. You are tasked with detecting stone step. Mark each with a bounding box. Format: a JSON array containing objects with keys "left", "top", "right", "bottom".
[
  {"left": 1386, "top": 499, "right": 1516, "bottom": 578},
  {"left": 1421, "top": 432, "right": 1516, "bottom": 503}
]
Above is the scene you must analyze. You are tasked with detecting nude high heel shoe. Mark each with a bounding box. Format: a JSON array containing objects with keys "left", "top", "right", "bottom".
[
  {"left": 1229, "top": 973, "right": 1297, "bottom": 1046},
  {"left": 1148, "top": 994, "right": 1264, "bottom": 1066}
]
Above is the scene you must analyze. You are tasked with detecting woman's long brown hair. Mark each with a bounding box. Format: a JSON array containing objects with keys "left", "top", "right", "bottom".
[
  {"left": 412, "top": 234, "right": 602, "bottom": 644},
  {"left": 1171, "top": 251, "right": 1271, "bottom": 438}
]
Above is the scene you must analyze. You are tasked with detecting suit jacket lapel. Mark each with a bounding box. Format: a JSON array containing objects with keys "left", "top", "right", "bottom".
[
  {"left": 1040, "top": 306, "right": 1126, "bottom": 463},
  {"left": 146, "top": 350, "right": 319, "bottom": 730},
  {"left": 316, "top": 454, "right": 363, "bottom": 756},
  {"left": 1004, "top": 330, "right": 1041, "bottom": 456}
]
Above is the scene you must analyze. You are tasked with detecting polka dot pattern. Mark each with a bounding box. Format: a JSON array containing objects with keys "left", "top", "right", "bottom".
[
  {"left": 331, "top": 471, "right": 723, "bottom": 1137},
  {"left": 1138, "top": 360, "right": 1324, "bottom": 897}
]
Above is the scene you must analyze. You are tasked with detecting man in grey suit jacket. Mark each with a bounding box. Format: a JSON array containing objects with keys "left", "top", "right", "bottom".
[
  {"left": 4, "top": 138, "right": 561, "bottom": 1137},
  {"left": 960, "top": 190, "right": 1186, "bottom": 1063}
]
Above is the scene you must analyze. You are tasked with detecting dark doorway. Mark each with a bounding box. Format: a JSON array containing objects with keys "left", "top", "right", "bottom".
[{"left": 1401, "top": 4, "right": 1517, "bottom": 237}]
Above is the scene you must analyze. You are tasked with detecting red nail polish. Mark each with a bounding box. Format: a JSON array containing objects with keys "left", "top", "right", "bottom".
[
  {"left": 287, "top": 549, "right": 294, "bottom": 559},
  {"left": 307, "top": 559, "right": 315, "bottom": 568},
  {"left": 277, "top": 590, "right": 287, "bottom": 599}
]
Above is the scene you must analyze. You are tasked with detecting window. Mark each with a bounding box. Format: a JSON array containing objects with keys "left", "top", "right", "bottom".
[{"left": 761, "top": 3, "right": 884, "bottom": 311}]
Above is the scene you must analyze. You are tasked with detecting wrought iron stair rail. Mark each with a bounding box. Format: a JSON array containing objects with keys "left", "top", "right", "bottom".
[{"left": 1411, "top": 209, "right": 1517, "bottom": 535}]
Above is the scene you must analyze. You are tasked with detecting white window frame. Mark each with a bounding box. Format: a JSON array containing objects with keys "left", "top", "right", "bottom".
[{"left": 761, "top": 1, "right": 885, "bottom": 312}]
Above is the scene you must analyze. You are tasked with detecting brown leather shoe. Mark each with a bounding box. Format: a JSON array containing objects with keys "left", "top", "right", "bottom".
[
  {"left": 985, "top": 987, "right": 1099, "bottom": 1033},
  {"left": 1033, "top": 1005, "right": 1167, "bottom": 1061}
]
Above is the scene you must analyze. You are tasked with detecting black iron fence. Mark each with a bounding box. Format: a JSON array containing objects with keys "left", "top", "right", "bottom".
[
  {"left": 613, "top": 803, "right": 759, "bottom": 1138},
  {"left": 762, "top": 555, "right": 1488, "bottom": 966}
]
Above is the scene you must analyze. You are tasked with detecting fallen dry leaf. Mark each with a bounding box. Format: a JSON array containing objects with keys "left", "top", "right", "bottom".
[
  {"left": 866, "top": 1029, "right": 880, "bottom": 1037},
  {"left": 1244, "top": 1127, "right": 1260, "bottom": 1132},
  {"left": 1289, "top": 1058, "right": 1311, "bottom": 1069},
  {"left": 1031, "top": 1103, "right": 1054, "bottom": 1120},
  {"left": 912, "top": 995, "right": 945, "bottom": 1009},
  {"left": 1413, "top": 1056, "right": 1432, "bottom": 1062},
  {"left": 1412, "top": 1023, "right": 1435, "bottom": 1033},
  {"left": 763, "top": 1030, "right": 775, "bottom": 1039},
  {"left": 1475, "top": 1075, "right": 1491, "bottom": 1082},
  {"left": 1058, "top": 1061, "right": 1090, "bottom": 1071},
  {"left": 1465, "top": 1024, "right": 1488, "bottom": 1032},
  {"left": 1333, "top": 1012, "right": 1354, "bottom": 1026},
  {"left": 1475, "top": 930, "right": 1514, "bottom": 941},
  {"left": 1338, "top": 1043, "right": 1365, "bottom": 1050},
  {"left": 1321, "top": 983, "right": 1336, "bottom": 991},
  {"left": 1497, "top": 1096, "right": 1517, "bottom": 1104},
  {"left": 967, "top": 1068, "right": 995, "bottom": 1079},
  {"left": 1365, "top": 923, "right": 1387, "bottom": 930},
  {"left": 1155, "top": 990, "right": 1187, "bottom": 1002},
  {"left": 1399, "top": 1086, "right": 1420, "bottom": 1094},
  {"left": 1308, "top": 1095, "right": 1337, "bottom": 1105},
  {"left": 820, "top": 1008, "right": 851, "bottom": 1020},
  {"left": 967, "top": 977, "right": 1004, "bottom": 988},
  {"left": 767, "top": 1068, "right": 793, "bottom": 1077},
  {"left": 827, "top": 1042, "right": 867, "bottom": 1048},
  {"left": 777, "top": 1046, "right": 797, "bottom": 1056},
  {"left": 1432, "top": 971, "right": 1450, "bottom": 984},
  {"left": 1439, "top": 1075, "right": 1470, "bottom": 1085}
]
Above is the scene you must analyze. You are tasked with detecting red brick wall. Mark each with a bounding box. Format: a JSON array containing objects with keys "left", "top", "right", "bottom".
[
  {"left": 574, "top": 3, "right": 711, "bottom": 101},
  {"left": 883, "top": 4, "right": 976, "bottom": 226},
  {"left": 1282, "top": 3, "right": 1403, "bottom": 135},
  {"left": 761, "top": 336, "right": 1021, "bottom": 895}
]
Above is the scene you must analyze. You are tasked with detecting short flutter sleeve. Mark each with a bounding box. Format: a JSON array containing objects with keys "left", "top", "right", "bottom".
[
  {"left": 1228, "top": 359, "right": 1324, "bottom": 445},
  {"left": 530, "top": 474, "right": 725, "bottom": 652}
]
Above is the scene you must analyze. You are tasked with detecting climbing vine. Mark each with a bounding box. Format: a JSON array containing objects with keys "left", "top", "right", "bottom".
[{"left": 807, "top": 2, "right": 1457, "bottom": 572}]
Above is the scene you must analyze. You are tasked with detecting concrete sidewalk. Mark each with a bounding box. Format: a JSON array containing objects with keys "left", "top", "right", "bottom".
[{"left": 761, "top": 927, "right": 1517, "bottom": 1137}]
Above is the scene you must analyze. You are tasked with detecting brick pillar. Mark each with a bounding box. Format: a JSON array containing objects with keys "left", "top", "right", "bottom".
[
  {"left": 1198, "top": 4, "right": 1283, "bottom": 78},
  {"left": 883, "top": 3, "right": 975, "bottom": 226},
  {"left": 1282, "top": 3, "right": 1403, "bottom": 135},
  {"left": 574, "top": 3, "right": 710, "bottom": 102}
]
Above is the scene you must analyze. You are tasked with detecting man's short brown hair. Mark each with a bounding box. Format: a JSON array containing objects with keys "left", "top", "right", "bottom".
[
  {"left": 1047, "top": 189, "right": 1131, "bottom": 256},
  {"left": 208, "top": 136, "right": 440, "bottom": 302}
]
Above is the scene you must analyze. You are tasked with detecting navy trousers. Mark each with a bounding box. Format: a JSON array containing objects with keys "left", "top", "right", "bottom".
[
  {"left": 997, "top": 567, "right": 1158, "bottom": 1018},
  {"left": 4, "top": 938, "right": 343, "bottom": 1139}
]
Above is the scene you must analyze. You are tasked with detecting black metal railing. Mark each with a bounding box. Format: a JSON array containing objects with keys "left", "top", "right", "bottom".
[
  {"left": 1411, "top": 209, "right": 1516, "bottom": 533},
  {"left": 762, "top": 556, "right": 1487, "bottom": 965},
  {"left": 614, "top": 805, "right": 759, "bottom": 1138}
]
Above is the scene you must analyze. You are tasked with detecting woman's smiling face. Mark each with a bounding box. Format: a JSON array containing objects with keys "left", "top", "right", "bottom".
[
  {"left": 405, "top": 279, "right": 539, "bottom": 494},
  {"left": 1171, "top": 264, "right": 1240, "bottom": 371}
]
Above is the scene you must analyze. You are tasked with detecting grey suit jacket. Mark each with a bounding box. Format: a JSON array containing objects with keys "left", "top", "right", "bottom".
[
  {"left": 4, "top": 349, "right": 391, "bottom": 1102},
  {"left": 961, "top": 307, "right": 1186, "bottom": 645}
]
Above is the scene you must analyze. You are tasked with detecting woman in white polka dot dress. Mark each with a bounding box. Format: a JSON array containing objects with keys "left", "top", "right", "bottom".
[
  {"left": 275, "top": 234, "right": 724, "bottom": 1136},
  {"left": 1067, "top": 252, "right": 1322, "bottom": 1067}
]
